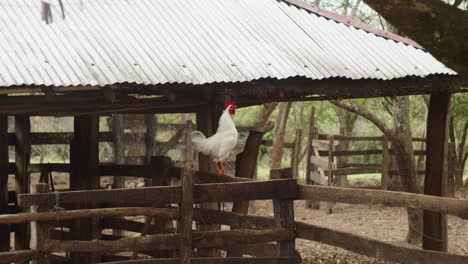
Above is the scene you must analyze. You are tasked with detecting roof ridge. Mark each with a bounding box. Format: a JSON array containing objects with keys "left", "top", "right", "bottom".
[{"left": 281, "top": 0, "right": 423, "bottom": 49}]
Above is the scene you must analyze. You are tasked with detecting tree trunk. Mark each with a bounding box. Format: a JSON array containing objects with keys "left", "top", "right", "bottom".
[
  {"left": 393, "top": 96, "right": 422, "bottom": 246},
  {"left": 333, "top": 107, "right": 358, "bottom": 187},
  {"left": 271, "top": 102, "right": 292, "bottom": 169},
  {"left": 254, "top": 103, "right": 278, "bottom": 133}
]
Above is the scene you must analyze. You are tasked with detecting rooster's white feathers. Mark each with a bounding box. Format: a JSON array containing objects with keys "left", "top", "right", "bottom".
[{"left": 191, "top": 105, "right": 238, "bottom": 162}]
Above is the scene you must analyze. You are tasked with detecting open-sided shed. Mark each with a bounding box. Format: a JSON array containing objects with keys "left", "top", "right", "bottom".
[{"left": 0, "top": 0, "right": 465, "bottom": 261}]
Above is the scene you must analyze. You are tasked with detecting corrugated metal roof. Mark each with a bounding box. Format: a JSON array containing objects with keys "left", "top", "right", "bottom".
[{"left": 0, "top": 0, "right": 456, "bottom": 88}]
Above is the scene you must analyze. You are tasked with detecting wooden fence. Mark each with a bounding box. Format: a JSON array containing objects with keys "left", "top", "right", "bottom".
[
  {"left": 0, "top": 164, "right": 467, "bottom": 264},
  {"left": 307, "top": 131, "right": 426, "bottom": 189}
]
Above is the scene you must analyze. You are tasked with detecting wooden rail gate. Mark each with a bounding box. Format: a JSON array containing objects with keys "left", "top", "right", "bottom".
[{"left": 0, "top": 164, "right": 467, "bottom": 264}]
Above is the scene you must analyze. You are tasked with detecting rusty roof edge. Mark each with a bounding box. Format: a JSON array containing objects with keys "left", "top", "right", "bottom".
[{"left": 281, "top": 0, "right": 423, "bottom": 49}]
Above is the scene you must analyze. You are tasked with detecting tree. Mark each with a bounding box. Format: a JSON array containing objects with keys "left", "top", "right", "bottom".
[
  {"left": 448, "top": 94, "right": 468, "bottom": 191},
  {"left": 363, "top": 0, "right": 468, "bottom": 80},
  {"left": 331, "top": 97, "right": 422, "bottom": 245},
  {"left": 271, "top": 102, "right": 292, "bottom": 169}
]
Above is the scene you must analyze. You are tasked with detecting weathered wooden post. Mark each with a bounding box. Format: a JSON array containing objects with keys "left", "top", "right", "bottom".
[
  {"left": 381, "top": 135, "right": 389, "bottom": 190},
  {"left": 326, "top": 135, "right": 335, "bottom": 214},
  {"left": 111, "top": 114, "right": 125, "bottom": 190},
  {"left": 271, "top": 168, "right": 296, "bottom": 257},
  {"left": 180, "top": 163, "right": 194, "bottom": 264},
  {"left": 423, "top": 93, "right": 450, "bottom": 252},
  {"left": 0, "top": 115, "right": 9, "bottom": 252},
  {"left": 70, "top": 115, "right": 100, "bottom": 263},
  {"left": 30, "top": 183, "right": 50, "bottom": 264},
  {"left": 184, "top": 120, "right": 193, "bottom": 163},
  {"left": 15, "top": 115, "right": 31, "bottom": 251}
]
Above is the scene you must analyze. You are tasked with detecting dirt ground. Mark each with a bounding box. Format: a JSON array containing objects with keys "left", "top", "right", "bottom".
[{"left": 249, "top": 196, "right": 468, "bottom": 263}]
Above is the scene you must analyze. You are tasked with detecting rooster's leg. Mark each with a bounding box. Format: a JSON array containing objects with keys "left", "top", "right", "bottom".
[
  {"left": 220, "top": 162, "right": 227, "bottom": 176},
  {"left": 213, "top": 161, "right": 222, "bottom": 175}
]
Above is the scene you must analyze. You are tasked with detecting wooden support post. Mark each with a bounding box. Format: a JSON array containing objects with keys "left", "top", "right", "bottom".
[
  {"left": 326, "top": 136, "right": 334, "bottom": 214},
  {"left": 381, "top": 136, "right": 389, "bottom": 190},
  {"left": 271, "top": 169, "right": 296, "bottom": 257},
  {"left": 144, "top": 114, "right": 156, "bottom": 186},
  {"left": 180, "top": 164, "right": 194, "bottom": 264},
  {"left": 423, "top": 93, "right": 451, "bottom": 252},
  {"left": 70, "top": 115, "right": 100, "bottom": 263},
  {"left": 31, "top": 183, "right": 50, "bottom": 264},
  {"left": 111, "top": 114, "right": 125, "bottom": 189},
  {"left": 15, "top": 115, "right": 31, "bottom": 251},
  {"left": 291, "top": 129, "right": 302, "bottom": 179},
  {"left": 196, "top": 99, "right": 220, "bottom": 256},
  {"left": 0, "top": 115, "right": 9, "bottom": 251}
]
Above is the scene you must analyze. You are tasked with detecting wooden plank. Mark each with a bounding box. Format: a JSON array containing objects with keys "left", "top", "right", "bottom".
[
  {"left": 43, "top": 229, "right": 294, "bottom": 253},
  {"left": 193, "top": 179, "right": 297, "bottom": 203},
  {"left": 0, "top": 208, "right": 179, "bottom": 225},
  {"left": 310, "top": 156, "right": 331, "bottom": 170},
  {"left": 333, "top": 167, "right": 382, "bottom": 176},
  {"left": 99, "top": 164, "right": 151, "bottom": 177},
  {"left": 423, "top": 93, "right": 451, "bottom": 252},
  {"left": 317, "top": 149, "right": 426, "bottom": 156},
  {"left": 18, "top": 179, "right": 297, "bottom": 207},
  {"left": 309, "top": 172, "right": 327, "bottom": 186},
  {"left": 0, "top": 250, "right": 39, "bottom": 264},
  {"left": 97, "top": 257, "right": 299, "bottom": 264},
  {"left": 271, "top": 169, "right": 296, "bottom": 257},
  {"left": 0, "top": 115, "right": 9, "bottom": 251},
  {"left": 15, "top": 115, "right": 31, "bottom": 251},
  {"left": 318, "top": 134, "right": 383, "bottom": 141},
  {"left": 298, "top": 185, "right": 468, "bottom": 219},
  {"left": 296, "top": 221, "right": 468, "bottom": 264},
  {"left": 101, "top": 218, "right": 159, "bottom": 234},
  {"left": 180, "top": 164, "right": 194, "bottom": 264}
]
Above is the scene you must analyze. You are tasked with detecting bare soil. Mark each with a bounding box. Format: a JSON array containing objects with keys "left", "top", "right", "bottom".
[{"left": 249, "top": 194, "right": 468, "bottom": 263}]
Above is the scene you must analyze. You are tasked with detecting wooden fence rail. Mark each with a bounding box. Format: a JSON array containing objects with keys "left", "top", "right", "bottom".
[{"left": 298, "top": 185, "right": 468, "bottom": 219}]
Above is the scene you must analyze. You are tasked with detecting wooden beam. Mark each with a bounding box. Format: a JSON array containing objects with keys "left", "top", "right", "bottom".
[
  {"left": 0, "top": 250, "right": 39, "bottom": 264},
  {"left": 15, "top": 115, "right": 31, "bottom": 251},
  {"left": 0, "top": 95, "right": 203, "bottom": 116},
  {"left": 0, "top": 208, "right": 178, "bottom": 225},
  {"left": 18, "top": 179, "right": 297, "bottom": 207},
  {"left": 43, "top": 229, "right": 294, "bottom": 253},
  {"left": 296, "top": 221, "right": 468, "bottom": 264},
  {"left": 423, "top": 93, "right": 451, "bottom": 251},
  {"left": 298, "top": 185, "right": 468, "bottom": 219},
  {"left": 0, "top": 115, "right": 9, "bottom": 251},
  {"left": 101, "top": 218, "right": 160, "bottom": 234},
  {"left": 96, "top": 257, "right": 299, "bottom": 264}
]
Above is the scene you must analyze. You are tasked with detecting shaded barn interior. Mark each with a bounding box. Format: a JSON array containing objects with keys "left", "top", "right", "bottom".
[{"left": 0, "top": 0, "right": 466, "bottom": 263}]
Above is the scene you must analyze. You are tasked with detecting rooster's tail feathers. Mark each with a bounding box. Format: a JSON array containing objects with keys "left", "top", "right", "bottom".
[{"left": 191, "top": 131, "right": 207, "bottom": 153}]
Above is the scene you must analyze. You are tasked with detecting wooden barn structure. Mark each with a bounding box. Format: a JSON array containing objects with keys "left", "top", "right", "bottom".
[{"left": 0, "top": 0, "right": 466, "bottom": 263}]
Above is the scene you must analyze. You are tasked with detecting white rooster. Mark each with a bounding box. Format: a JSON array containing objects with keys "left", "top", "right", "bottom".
[{"left": 191, "top": 103, "right": 238, "bottom": 176}]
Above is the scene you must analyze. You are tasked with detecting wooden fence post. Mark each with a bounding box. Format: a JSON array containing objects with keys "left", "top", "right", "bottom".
[
  {"left": 381, "top": 136, "right": 389, "bottom": 190},
  {"left": 31, "top": 183, "right": 50, "bottom": 264},
  {"left": 271, "top": 168, "right": 296, "bottom": 257},
  {"left": 326, "top": 136, "right": 335, "bottom": 214},
  {"left": 180, "top": 163, "right": 194, "bottom": 264},
  {"left": 0, "top": 115, "right": 9, "bottom": 252},
  {"left": 305, "top": 108, "right": 320, "bottom": 209}
]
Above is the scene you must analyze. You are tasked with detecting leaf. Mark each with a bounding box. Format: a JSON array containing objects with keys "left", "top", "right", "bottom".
[{"left": 453, "top": 0, "right": 465, "bottom": 7}]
